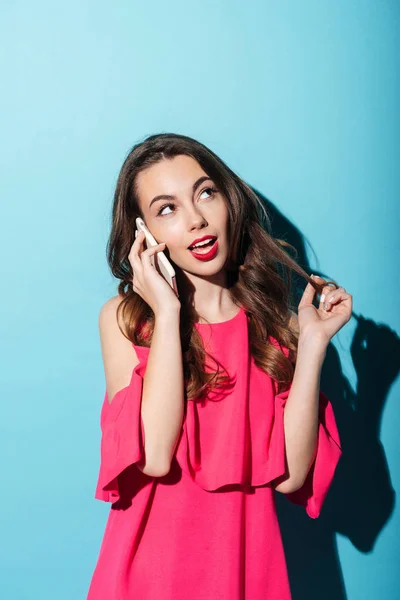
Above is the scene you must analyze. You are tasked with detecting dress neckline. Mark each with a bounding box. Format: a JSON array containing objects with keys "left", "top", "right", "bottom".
[{"left": 195, "top": 305, "right": 244, "bottom": 327}]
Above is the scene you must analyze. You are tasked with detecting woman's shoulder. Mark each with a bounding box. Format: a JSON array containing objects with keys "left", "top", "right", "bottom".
[
  {"left": 98, "top": 295, "right": 125, "bottom": 337},
  {"left": 99, "top": 294, "right": 122, "bottom": 317},
  {"left": 99, "top": 295, "right": 150, "bottom": 340}
]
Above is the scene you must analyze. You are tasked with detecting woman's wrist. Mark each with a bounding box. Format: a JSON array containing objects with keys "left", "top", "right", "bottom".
[
  {"left": 154, "top": 305, "right": 181, "bottom": 324},
  {"left": 297, "top": 332, "right": 327, "bottom": 364}
]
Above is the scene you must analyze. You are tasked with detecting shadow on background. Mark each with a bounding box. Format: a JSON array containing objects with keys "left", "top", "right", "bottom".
[{"left": 254, "top": 187, "right": 399, "bottom": 600}]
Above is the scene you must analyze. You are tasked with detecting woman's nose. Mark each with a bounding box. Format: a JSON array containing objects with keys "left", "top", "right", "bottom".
[{"left": 187, "top": 210, "right": 208, "bottom": 230}]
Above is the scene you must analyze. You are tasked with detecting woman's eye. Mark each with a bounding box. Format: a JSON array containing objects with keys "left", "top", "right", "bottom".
[
  {"left": 157, "top": 203, "right": 175, "bottom": 217},
  {"left": 199, "top": 186, "right": 218, "bottom": 200}
]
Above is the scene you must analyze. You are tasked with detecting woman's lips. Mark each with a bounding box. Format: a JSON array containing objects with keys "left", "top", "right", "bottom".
[{"left": 188, "top": 239, "right": 219, "bottom": 261}]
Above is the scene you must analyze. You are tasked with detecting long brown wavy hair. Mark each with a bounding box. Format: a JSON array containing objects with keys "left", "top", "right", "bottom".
[{"left": 106, "top": 132, "right": 338, "bottom": 400}]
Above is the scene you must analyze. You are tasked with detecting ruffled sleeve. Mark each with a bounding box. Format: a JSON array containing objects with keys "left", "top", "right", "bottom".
[
  {"left": 271, "top": 339, "right": 342, "bottom": 519},
  {"left": 94, "top": 344, "right": 151, "bottom": 504},
  {"left": 274, "top": 385, "right": 342, "bottom": 518}
]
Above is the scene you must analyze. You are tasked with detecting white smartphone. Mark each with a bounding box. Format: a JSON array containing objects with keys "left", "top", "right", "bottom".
[{"left": 135, "top": 217, "right": 179, "bottom": 296}]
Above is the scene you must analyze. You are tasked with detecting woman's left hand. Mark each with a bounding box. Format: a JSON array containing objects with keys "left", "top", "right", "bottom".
[{"left": 297, "top": 274, "right": 353, "bottom": 346}]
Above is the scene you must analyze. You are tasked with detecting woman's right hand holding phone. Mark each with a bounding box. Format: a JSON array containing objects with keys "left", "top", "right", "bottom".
[{"left": 128, "top": 230, "right": 181, "bottom": 317}]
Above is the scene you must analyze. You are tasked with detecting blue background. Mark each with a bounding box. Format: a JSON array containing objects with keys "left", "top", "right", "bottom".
[{"left": 1, "top": 1, "right": 399, "bottom": 598}]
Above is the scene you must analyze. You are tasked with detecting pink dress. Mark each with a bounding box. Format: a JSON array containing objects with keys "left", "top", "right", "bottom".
[{"left": 87, "top": 305, "right": 342, "bottom": 599}]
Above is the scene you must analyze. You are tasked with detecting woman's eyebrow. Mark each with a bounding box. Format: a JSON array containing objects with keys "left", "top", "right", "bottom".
[{"left": 149, "top": 176, "right": 213, "bottom": 209}]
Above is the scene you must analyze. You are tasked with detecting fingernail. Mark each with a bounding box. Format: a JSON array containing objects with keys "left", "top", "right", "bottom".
[{"left": 320, "top": 293, "right": 326, "bottom": 303}]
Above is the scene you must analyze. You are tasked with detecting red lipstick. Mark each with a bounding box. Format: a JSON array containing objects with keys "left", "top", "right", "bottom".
[{"left": 188, "top": 239, "right": 219, "bottom": 261}]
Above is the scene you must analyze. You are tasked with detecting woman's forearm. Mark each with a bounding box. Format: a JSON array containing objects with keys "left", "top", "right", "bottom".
[
  {"left": 138, "top": 308, "right": 184, "bottom": 476},
  {"left": 278, "top": 335, "right": 327, "bottom": 492}
]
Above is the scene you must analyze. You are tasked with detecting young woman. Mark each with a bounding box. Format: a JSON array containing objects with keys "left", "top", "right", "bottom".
[{"left": 87, "top": 133, "right": 352, "bottom": 599}]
